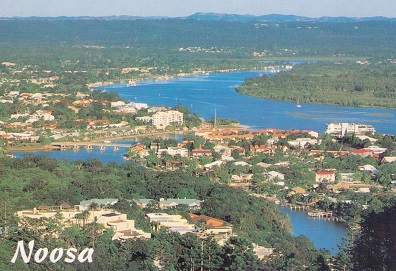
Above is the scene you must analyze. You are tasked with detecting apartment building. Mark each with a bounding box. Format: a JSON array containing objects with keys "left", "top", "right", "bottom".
[
  {"left": 152, "top": 110, "right": 183, "bottom": 129},
  {"left": 325, "top": 123, "right": 375, "bottom": 136}
]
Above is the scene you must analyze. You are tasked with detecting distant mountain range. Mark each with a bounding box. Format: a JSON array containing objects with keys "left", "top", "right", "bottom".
[
  {"left": 186, "top": 13, "right": 396, "bottom": 23},
  {"left": 1, "top": 12, "right": 395, "bottom": 22}
]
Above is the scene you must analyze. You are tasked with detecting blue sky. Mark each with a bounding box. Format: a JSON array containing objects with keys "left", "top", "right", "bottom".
[{"left": 2, "top": 0, "right": 395, "bottom": 18}]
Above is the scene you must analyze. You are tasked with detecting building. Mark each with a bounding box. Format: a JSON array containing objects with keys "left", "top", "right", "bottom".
[
  {"left": 152, "top": 110, "right": 183, "bottom": 129},
  {"left": 264, "top": 171, "right": 285, "bottom": 181},
  {"left": 325, "top": 123, "right": 375, "bottom": 136},
  {"left": 146, "top": 213, "right": 197, "bottom": 234},
  {"left": 158, "top": 198, "right": 203, "bottom": 209},
  {"left": 157, "top": 147, "right": 189, "bottom": 157},
  {"left": 315, "top": 171, "right": 336, "bottom": 183},
  {"left": 192, "top": 149, "right": 212, "bottom": 157},
  {"left": 339, "top": 173, "right": 355, "bottom": 183},
  {"left": 16, "top": 202, "right": 150, "bottom": 240},
  {"left": 189, "top": 213, "right": 233, "bottom": 244},
  {"left": 287, "top": 138, "right": 320, "bottom": 149}
]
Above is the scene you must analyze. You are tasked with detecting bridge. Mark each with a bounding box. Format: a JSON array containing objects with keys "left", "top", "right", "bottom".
[{"left": 51, "top": 142, "right": 132, "bottom": 152}]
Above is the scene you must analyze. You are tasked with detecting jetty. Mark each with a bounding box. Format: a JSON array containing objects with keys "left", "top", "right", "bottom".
[{"left": 308, "top": 210, "right": 341, "bottom": 221}]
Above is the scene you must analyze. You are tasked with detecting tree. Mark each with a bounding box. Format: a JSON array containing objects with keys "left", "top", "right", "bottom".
[
  {"left": 222, "top": 236, "right": 263, "bottom": 271},
  {"left": 351, "top": 203, "right": 396, "bottom": 270}
]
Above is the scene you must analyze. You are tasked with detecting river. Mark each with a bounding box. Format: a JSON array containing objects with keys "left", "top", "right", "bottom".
[
  {"left": 279, "top": 207, "right": 347, "bottom": 255},
  {"left": 13, "top": 69, "right": 396, "bottom": 255},
  {"left": 98, "top": 70, "right": 396, "bottom": 134}
]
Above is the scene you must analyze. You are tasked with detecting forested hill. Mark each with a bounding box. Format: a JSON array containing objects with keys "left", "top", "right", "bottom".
[{"left": 236, "top": 62, "right": 396, "bottom": 108}]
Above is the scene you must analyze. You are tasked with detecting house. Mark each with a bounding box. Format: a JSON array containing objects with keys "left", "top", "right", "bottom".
[
  {"left": 350, "top": 149, "right": 375, "bottom": 158},
  {"left": 76, "top": 198, "right": 119, "bottom": 211},
  {"left": 287, "top": 138, "right": 320, "bottom": 149},
  {"left": 192, "top": 149, "right": 212, "bottom": 157},
  {"left": 291, "top": 186, "right": 307, "bottom": 195},
  {"left": 315, "top": 171, "right": 336, "bottom": 183},
  {"left": 265, "top": 171, "right": 285, "bottom": 181},
  {"left": 381, "top": 157, "right": 396, "bottom": 164},
  {"left": 110, "top": 101, "right": 126, "bottom": 108},
  {"left": 327, "top": 182, "right": 351, "bottom": 193},
  {"left": 189, "top": 213, "right": 233, "bottom": 244},
  {"left": 357, "top": 188, "right": 371, "bottom": 193},
  {"left": 133, "top": 199, "right": 155, "bottom": 208},
  {"left": 364, "top": 145, "right": 387, "bottom": 154},
  {"left": 231, "top": 174, "right": 254, "bottom": 183},
  {"left": 358, "top": 164, "right": 378, "bottom": 173},
  {"left": 234, "top": 161, "right": 251, "bottom": 167},
  {"left": 204, "top": 160, "right": 223, "bottom": 169},
  {"left": 253, "top": 243, "right": 274, "bottom": 259},
  {"left": 256, "top": 162, "right": 272, "bottom": 169},
  {"left": 130, "top": 143, "right": 150, "bottom": 158},
  {"left": 158, "top": 198, "right": 203, "bottom": 209},
  {"left": 250, "top": 144, "right": 277, "bottom": 154},
  {"left": 157, "top": 147, "right": 188, "bottom": 157},
  {"left": 339, "top": 173, "right": 355, "bottom": 183},
  {"left": 146, "top": 213, "right": 197, "bottom": 235}
]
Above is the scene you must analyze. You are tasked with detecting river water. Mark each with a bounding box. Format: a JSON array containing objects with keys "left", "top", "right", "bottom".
[
  {"left": 99, "top": 70, "right": 396, "bottom": 134},
  {"left": 14, "top": 69, "right": 396, "bottom": 255},
  {"left": 279, "top": 207, "right": 347, "bottom": 255}
]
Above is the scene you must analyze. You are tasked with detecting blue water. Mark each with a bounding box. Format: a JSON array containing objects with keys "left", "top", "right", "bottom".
[
  {"left": 279, "top": 207, "right": 347, "bottom": 255},
  {"left": 12, "top": 136, "right": 184, "bottom": 163},
  {"left": 98, "top": 70, "right": 396, "bottom": 134}
]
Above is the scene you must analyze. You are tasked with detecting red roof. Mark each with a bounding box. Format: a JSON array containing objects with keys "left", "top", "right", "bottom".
[{"left": 351, "top": 149, "right": 373, "bottom": 153}]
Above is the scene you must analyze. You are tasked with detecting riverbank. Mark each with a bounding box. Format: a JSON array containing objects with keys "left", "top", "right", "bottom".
[{"left": 6, "top": 123, "right": 249, "bottom": 152}]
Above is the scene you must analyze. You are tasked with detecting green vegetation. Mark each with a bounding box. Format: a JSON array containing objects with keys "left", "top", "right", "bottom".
[
  {"left": 0, "top": 155, "right": 330, "bottom": 270},
  {"left": 237, "top": 61, "right": 396, "bottom": 108}
]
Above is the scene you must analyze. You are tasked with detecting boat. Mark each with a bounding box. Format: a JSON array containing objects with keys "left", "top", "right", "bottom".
[{"left": 296, "top": 99, "right": 302, "bottom": 108}]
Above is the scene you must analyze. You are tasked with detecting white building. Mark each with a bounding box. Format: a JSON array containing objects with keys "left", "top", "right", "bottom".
[
  {"left": 157, "top": 147, "right": 189, "bottom": 157},
  {"left": 325, "top": 123, "right": 375, "bottom": 136},
  {"left": 152, "top": 110, "right": 183, "bottom": 129}
]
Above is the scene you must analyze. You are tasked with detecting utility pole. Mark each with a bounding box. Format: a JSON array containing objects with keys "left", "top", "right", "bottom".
[{"left": 214, "top": 107, "right": 217, "bottom": 129}]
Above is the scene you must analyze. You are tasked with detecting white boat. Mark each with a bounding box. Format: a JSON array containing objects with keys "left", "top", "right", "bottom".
[{"left": 296, "top": 99, "right": 302, "bottom": 108}]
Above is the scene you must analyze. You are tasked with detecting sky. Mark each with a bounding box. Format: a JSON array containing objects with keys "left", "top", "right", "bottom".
[{"left": 1, "top": 0, "right": 396, "bottom": 18}]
